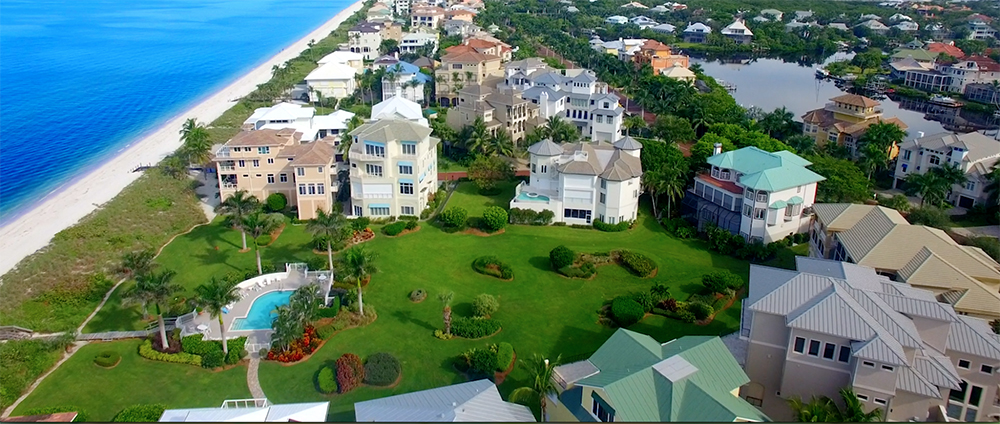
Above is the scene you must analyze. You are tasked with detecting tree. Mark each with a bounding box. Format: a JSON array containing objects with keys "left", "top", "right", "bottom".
[
  {"left": 438, "top": 291, "right": 454, "bottom": 335},
  {"left": 833, "top": 387, "right": 882, "bottom": 422},
  {"left": 906, "top": 206, "right": 951, "bottom": 230},
  {"left": 216, "top": 191, "right": 261, "bottom": 250},
  {"left": 179, "top": 119, "right": 212, "bottom": 172},
  {"left": 340, "top": 115, "right": 366, "bottom": 155},
  {"left": 859, "top": 122, "right": 905, "bottom": 179},
  {"left": 689, "top": 134, "right": 736, "bottom": 166},
  {"left": 468, "top": 156, "right": 514, "bottom": 192},
  {"left": 122, "top": 270, "right": 181, "bottom": 350},
  {"left": 194, "top": 277, "right": 240, "bottom": 354},
  {"left": 851, "top": 48, "right": 884, "bottom": 74},
  {"left": 807, "top": 154, "right": 871, "bottom": 203},
  {"left": 623, "top": 114, "right": 647, "bottom": 137},
  {"left": 510, "top": 354, "right": 562, "bottom": 421},
  {"left": 541, "top": 116, "right": 579, "bottom": 144},
  {"left": 905, "top": 164, "right": 965, "bottom": 208},
  {"left": 306, "top": 209, "right": 350, "bottom": 271},
  {"left": 378, "top": 39, "right": 399, "bottom": 55},
  {"left": 242, "top": 212, "right": 285, "bottom": 275},
  {"left": 487, "top": 130, "right": 515, "bottom": 157},
  {"left": 658, "top": 161, "right": 687, "bottom": 219},
  {"left": 341, "top": 246, "right": 378, "bottom": 316},
  {"left": 788, "top": 395, "right": 838, "bottom": 422},
  {"left": 757, "top": 107, "right": 798, "bottom": 140},
  {"left": 983, "top": 163, "right": 1000, "bottom": 217},
  {"left": 651, "top": 114, "right": 695, "bottom": 144},
  {"left": 117, "top": 249, "right": 157, "bottom": 281},
  {"left": 461, "top": 118, "right": 491, "bottom": 155}
]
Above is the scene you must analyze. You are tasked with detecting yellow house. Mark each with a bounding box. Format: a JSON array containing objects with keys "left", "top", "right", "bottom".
[{"left": 801, "top": 94, "right": 907, "bottom": 159}]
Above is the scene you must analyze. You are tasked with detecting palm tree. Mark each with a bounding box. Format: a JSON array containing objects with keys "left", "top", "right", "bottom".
[
  {"left": 542, "top": 116, "right": 578, "bottom": 144},
  {"left": 933, "top": 162, "right": 968, "bottom": 196},
  {"left": 833, "top": 388, "right": 882, "bottom": 422},
  {"left": 983, "top": 163, "right": 1000, "bottom": 209},
  {"left": 306, "top": 209, "right": 350, "bottom": 271},
  {"left": 122, "top": 270, "right": 181, "bottom": 350},
  {"left": 216, "top": 190, "right": 261, "bottom": 250},
  {"left": 438, "top": 291, "right": 454, "bottom": 335},
  {"left": 462, "top": 118, "right": 491, "bottom": 155},
  {"left": 180, "top": 123, "right": 212, "bottom": 172},
  {"left": 788, "top": 395, "right": 838, "bottom": 422},
  {"left": 243, "top": 212, "right": 285, "bottom": 275},
  {"left": 487, "top": 130, "right": 515, "bottom": 157},
  {"left": 179, "top": 118, "right": 199, "bottom": 141},
  {"left": 341, "top": 246, "right": 379, "bottom": 316},
  {"left": 642, "top": 167, "right": 667, "bottom": 218},
  {"left": 117, "top": 249, "right": 157, "bottom": 281},
  {"left": 623, "top": 115, "right": 646, "bottom": 137},
  {"left": 660, "top": 162, "right": 687, "bottom": 219},
  {"left": 510, "top": 354, "right": 562, "bottom": 422},
  {"left": 194, "top": 277, "right": 240, "bottom": 354},
  {"left": 340, "top": 115, "right": 366, "bottom": 156}
]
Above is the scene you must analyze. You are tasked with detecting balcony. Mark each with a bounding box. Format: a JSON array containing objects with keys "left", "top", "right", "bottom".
[
  {"left": 348, "top": 151, "right": 386, "bottom": 162},
  {"left": 824, "top": 102, "right": 883, "bottom": 119},
  {"left": 219, "top": 165, "right": 236, "bottom": 172},
  {"left": 221, "top": 182, "right": 239, "bottom": 190},
  {"left": 214, "top": 148, "right": 232, "bottom": 158}
]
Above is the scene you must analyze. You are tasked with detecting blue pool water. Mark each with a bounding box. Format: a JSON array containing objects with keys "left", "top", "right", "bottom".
[
  {"left": 0, "top": 0, "right": 354, "bottom": 222},
  {"left": 231, "top": 290, "right": 293, "bottom": 331},
  {"left": 516, "top": 192, "right": 551, "bottom": 202}
]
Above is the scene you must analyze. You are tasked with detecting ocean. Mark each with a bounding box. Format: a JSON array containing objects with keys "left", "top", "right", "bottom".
[{"left": 0, "top": 0, "right": 354, "bottom": 223}]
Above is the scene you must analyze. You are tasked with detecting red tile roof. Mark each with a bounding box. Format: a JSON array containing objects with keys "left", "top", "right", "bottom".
[
  {"left": 926, "top": 42, "right": 964, "bottom": 58},
  {"left": 963, "top": 55, "right": 1000, "bottom": 72},
  {"left": 698, "top": 174, "right": 743, "bottom": 195}
]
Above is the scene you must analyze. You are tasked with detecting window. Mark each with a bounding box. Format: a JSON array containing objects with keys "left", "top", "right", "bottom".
[
  {"left": 308, "top": 184, "right": 316, "bottom": 195},
  {"left": 838, "top": 346, "right": 851, "bottom": 363},
  {"left": 353, "top": 205, "right": 363, "bottom": 216},
  {"left": 399, "top": 164, "right": 413, "bottom": 175},
  {"left": 601, "top": 179, "right": 606, "bottom": 189},
  {"left": 238, "top": 160, "right": 246, "bottom": 168},
  {"left": 365, "top": 143, "right": 386, "bottom": 157},
  {"left": 267, "top": 158, "right": 274, "bottom": 164},
  {"left": 531, "top": 163, "right": 536, "bottom": 173},
  {"left": 564, "top": 209, "right": 592, "bottom": 221},
  {"left": 948, "top": 381, "right": 983, "bottom": 421},
  {"left": 857, "top": 394, "right": 869, "bottom": 402},
  {"left": 318, "top": 184, "right": 325, "bottom": 195},
  {"left": 862, "top": 361, "right": 876, "bottom": 368},
  {"left": 279, "top": 173, "right": 288, "bottom": 183},
  {"left": 402, "top": 143, "right": 417, "bottom": 155},
  {"left": 541, "top": 165, "right": 547, "bottom": 173},
  {"left": 958, "top": 359, "right": 970, "bottom": 369},
  {"left": 981, "top": 364, "right": 994, "bottom": 374},
  {"left": 873, "top": 398, "right": 887, "bottom": 406},
  {"left": 253, "top": 160, "right": 259, "bottom": 168},
  {"left": 721, "top": 170, "right": 731, "bottom": 180},
  {"left": 965, "top": 181, "right": 975, "bottom": 191},
  {"left": 298, "top": 184, "right": 306, "bottom": 195},
  {"left": 401, "top": 206, "right": 415, "bottom": 215},
  {"left": 267, "top": 174, "right": 275, "bottom": 184},
  {"left": 712, "top": 167, "right": 720, "bottom": 178},
  {"left": 903, "top": 150, "right": 911, "bottom": 160},
  {"left": 744, "top": 189, "right": 753, "bottom": 199},
  {"left": 369, "top": 206, "right": 390, "bottom": 216},
  {"left": 823, "top": 343, "right": 836, "bottom": 360},
  {"left": 595, "top": 114, "right": 604, "bottom": 124},
  {"left": 793, "top": 337, "right": 806, "bottom": 353},
  {"left": 296, "top": 167, "right": 305, "bottom": 176},
  {"left": 756, "top": 192, "right": 767, "bottom": 202},
  {"left": 881, "top": 365, "right": 895, "bottom": 372},
  {"left": 600, "top": 193, "right": 606, "bottom": 204},
  {"left": 592, "top": 398, "right": 613, "bottom": 422},
  {"left": 754, "top": 208, "right": 766, "bottom": 220},
  {"left": 258, "top": 147, "right": 270, "bottom": 154},
  {"left": 366, "top": 164, "right": 383, "bottom": 177},
  {"left": 930, "top": 155, "right": 941, "bottom": 165},
  {"left": 808, "top": 340, "right": 821, "bottom": 356},
  {"left": 743, "top": 204, "right": 752, "bottom": 217},
  {"left": 400, "top": 182, "right": 414, "bottom": 195},
  {"left": 317, "top": 166, "right": 324, "bottom": 173}
]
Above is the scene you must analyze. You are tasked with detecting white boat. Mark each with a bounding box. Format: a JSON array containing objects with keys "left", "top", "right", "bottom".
[
  {"left": 815, "top": 67, "right": 830, "bottom": 78},
  {"left": 929, "top": 94, "right": 963, "bottom": 107}
]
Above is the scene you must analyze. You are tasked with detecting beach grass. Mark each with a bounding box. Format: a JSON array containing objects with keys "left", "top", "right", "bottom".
[{"left": 0, "top": 338, "right": 69, "bottom": 411}]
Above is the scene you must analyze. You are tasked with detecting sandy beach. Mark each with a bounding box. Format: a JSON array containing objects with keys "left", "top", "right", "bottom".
[{"left": 0, "top": 0, "right": 364, "bottom": 277}]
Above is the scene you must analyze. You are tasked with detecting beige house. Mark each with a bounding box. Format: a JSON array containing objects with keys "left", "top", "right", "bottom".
[
  {"left": 434, "top": 48, "right": 502, "bottom": 107},
  {"left": 347, "top": 119, "right": 439, "bottom": 218},
  {"left": 411, "top": 6, "right": 445, "bottom": 28},
  {"left": 801, "top": 94, "right": 907, "bottom": 159},
  {"left": 810, "top": 204, "right": 1000, "bottom": 319},
  {"left": 739, "top": 256, "right": 1000, "bottom": 422},
  {"left": 445, "top": 84, "right": 537, "bottom": 144}
]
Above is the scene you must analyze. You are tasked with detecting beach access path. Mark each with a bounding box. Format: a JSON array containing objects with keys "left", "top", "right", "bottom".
[{"left": 0, "top": 0, "right": 364, "bottom": 278}]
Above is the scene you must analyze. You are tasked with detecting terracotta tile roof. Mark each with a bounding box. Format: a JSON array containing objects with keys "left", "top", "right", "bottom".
[
  {"left": 926, "top": 42, "right": 964, "bottom": 58},
  {"left": 697, "top": 173, "right": 742, "bottom": 195},
  {"left": 441, "top": 48, "right": 499, "bottom": 63},
  {"left": 465, "top": 38, "right": 506, "bottom": 50},
  {"left": 843, "top": 116, "right": 908, "bottom": 136},
  {"left": 640, "top": 39, "right": 671, "bottom": 52},
  {"left": 831, "top": 94, "right": 880, "bottom": 108},
  {"left": 226, "top": 129, "right": 295, "bottom": 147},
  {"left": 963, "top": 55, "right": 1000, "bottom": 72},
  {"left": 290, "top": 140, "right": 335, "bottom": 166}
]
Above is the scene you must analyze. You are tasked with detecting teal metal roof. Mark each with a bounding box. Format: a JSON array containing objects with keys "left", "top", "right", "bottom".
[
  {"left": 573, "top": 329, "right": 768, "bottom": 422},
  {"left": 769, "top": 200, "right": 788, "bottom": 209},
  {"left": 706, "top": 147, "right": 825, "bottom": 192},
  {"left": 787, "top": 196, "right": 804, "bottom": 205}
]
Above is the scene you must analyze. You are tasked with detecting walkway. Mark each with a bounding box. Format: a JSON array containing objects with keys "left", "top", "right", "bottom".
[
  {"left": 952, "top": 225, "right": 1000, "bottom": 239},
  {"left": 1, "top": 341, "right": 88, "bottom": 418},
  {"left": 247, "top": 354, "right": 266, "bottom": 399},
  {"left": 76, "top": 330, "right": 153, "bottom": 341}
]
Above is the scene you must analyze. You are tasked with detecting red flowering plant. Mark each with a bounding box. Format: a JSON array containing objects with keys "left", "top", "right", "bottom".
[{"left": 265, "top": 284, "right": 323, "bottom": 363}]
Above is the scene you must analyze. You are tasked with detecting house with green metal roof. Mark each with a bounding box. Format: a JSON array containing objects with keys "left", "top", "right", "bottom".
[
  {"left": 684, "top": 145, "right": 825, "bottom": 244},
  {"left": 548, "top": 328, "right": 769, "bottom": 422}
]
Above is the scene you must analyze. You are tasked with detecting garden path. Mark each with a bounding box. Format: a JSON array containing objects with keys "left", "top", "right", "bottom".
[
  {"left": 247, "top": 353, "right": 266, "bottom": 399},
  {"left": 1, "top": 341, "right": 88, "bottom": 418}
]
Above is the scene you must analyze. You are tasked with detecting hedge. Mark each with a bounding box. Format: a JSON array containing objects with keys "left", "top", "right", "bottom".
[
  {"left": 593, "top": 218, "right": 630, "bottom": 232},
  {"left": 112, "top": 404, "right": 166, "bottom": 422},
  {"left": 336, "top": 353, "right": 365, "bottom": 394},
  {"left": 202, "top": 350, "right": 224, "bottom": 369},
  {"left": 452, "top": 317, "right": 502, "bottom": 339},
  {"left": 439, "top": 206, "right": 468, "bottom": 228},
  {"left": 631, "top": 292, "right": 654, "bottom": 313},
  {"left": 688, "top": 302, "right": 713, "bottom": 321},
  {"left": 317, "top": 297, "right": 340, "bottom": 318},
  {"left": 94, "top": 350, "right": 121, "bottom": 368},
  {"left": 702, "top": 270, "right": 744, "bottom": 294},
  {"left": 481, "top": 206, "right": 508, "bottom": 231},
  {"left": 549, "top": 245, "right": 575, "bottom": 269},
  {"left": 464, "top": 347, "right": 497, "bottom": 375},
  {"left": 265, "top": 193, "right": 287, "bottom": 212},
  {"left": 363, "top": 352, "right": 402, "bottom": 386},
  {"left": 611, "top": 296, "right": 644, "bottom": 327},
  {"left": 618, "top": 250, "right": 656, "bottom": 277},
  {"left": 508, "top": 208, "right": 555, "bottom": 225},
  {"left": 495, "top": 342, "right": 514, "bottom": 372},
  {"left": 139, "top": 339, "right": 201, "bottom": 366},
  {"left": 382, "top": 221, "right": 407, "bottom": 236},
  {"left": 472, "top": 256, "right": 514, "bottom": 280},
  {"left": 317, "top": 366, "right": 338, "bottom": 394},
  {"left": 23, "top": 407, "right": 89, "bottom": 423}
]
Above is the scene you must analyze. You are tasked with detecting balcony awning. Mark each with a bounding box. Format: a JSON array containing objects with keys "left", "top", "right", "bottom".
[
  {"left": 787, "top": 196, "right": 804, "bottom": 205},
  {"left": 769, "top": 200, "right": 787, "bottom": 209}
]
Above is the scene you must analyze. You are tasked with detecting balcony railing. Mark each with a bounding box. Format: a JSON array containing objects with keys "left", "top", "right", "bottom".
[
  {"left": 363, "top": 193, "right": 393, "bottom": 199},
  {"left": 219, "top": 165, "right": 236, "bottom": 171},
  {"left": 221, "top": 182, "right": 238, "bottom": 189},
  {"left": 214, "top": 149, "right": 232, "bottom": 158},
  {"left": 348, "top": 151, "right": 386, "bottom": 161}
]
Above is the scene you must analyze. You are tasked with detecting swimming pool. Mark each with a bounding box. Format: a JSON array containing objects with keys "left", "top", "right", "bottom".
[
  {"left": 231, "top": 290, "right": 293, "bottom": 331},
  {"left": 515, "top": 191, "right": 550, "bottom": 202}
]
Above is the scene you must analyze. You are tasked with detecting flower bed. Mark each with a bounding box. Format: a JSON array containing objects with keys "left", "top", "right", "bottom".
[
  {"left": 267, "top": 325, "right": 320, "bottom": 363},
  {"left": 472, "top": 256, "right": 514, "bottom": 280}
]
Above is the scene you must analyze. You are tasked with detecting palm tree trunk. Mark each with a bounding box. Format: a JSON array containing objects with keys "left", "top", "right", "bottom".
[
  {"left": 540, "top": 396, "right": 547, "bottom": 422},
  {"left": 255, "top": 246, "right": 263, "bottom": 275},
  {"left": 357, "top": 279, "right": 365, "bottom": 316},
  {"left": 218, "top": 315, "right": 229, "bottom": 354},
  {"left": 157, "top": 305, "right": 170, "bottom": 350},
  {"left": 650, "top": 191, "right": 659, "bottom": 217},
  {"left": 241, "top": 230, "right": 248, "bottom": 250},
  {"left": 327, "top": 242, "right": 334, "bottom": 272},
  {"left": 666, "top": 196, "right": 672, "bottom": 220},
  {"left": 443, "top": 307, "right": 452, "bottom": 335}
]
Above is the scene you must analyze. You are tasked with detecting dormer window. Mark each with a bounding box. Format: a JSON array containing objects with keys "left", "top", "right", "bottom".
[
  {"left": 744, "top": 189, "right": 753, "bottom": 199},
  {"left": 756, "top": 191, "right": 767, "bottom": 202},
  {"left": 712, "top": 167, "right": 720, "bottom": 178},
  {"left": 720, "top": 169, "right": 731, "bottom": 180}
]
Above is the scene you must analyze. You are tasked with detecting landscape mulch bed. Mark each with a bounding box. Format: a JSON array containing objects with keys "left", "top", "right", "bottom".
[
  {"left": 463, "top": 228, "right": 505, "bottom": 237},
  {"left": 385, "top": 226, "right": 421, "bottom": 238},
  {"left": 493, "top": 351, "right": 517, "bottom": 385}
]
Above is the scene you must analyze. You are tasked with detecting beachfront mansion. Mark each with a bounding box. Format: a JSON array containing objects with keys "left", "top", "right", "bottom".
[{"left": 213, "top": 96, "right": 437, "bottom": 220}]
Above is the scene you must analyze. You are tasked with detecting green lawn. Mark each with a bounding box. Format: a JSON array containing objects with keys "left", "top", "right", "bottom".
[
  {"left": 764, "top": 243, "right": 810, "bottom": 271},
  {"left": 12, "top": 340, "right": 250, "bottom": 421},
  {"left": 444, "top": 181, "right": 518, "bottom": 218},
  {"left": 437, "top": 154, "right": 468, "bottom": 172}
]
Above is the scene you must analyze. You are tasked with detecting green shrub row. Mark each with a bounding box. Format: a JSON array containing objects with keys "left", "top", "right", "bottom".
[
  {"left": 617, "top": 250, "right": 656, "bottom": 277},
  {"left": 593, "top": 218, "right": 630, "bottom": 232},
  {"left": 495, "top": 342, "right": 514, "bottom": 372},
  {"left": 179, "top": 335, "right": 247, "bottom": 367},
  {"left": 611, "top": 296, "right": 645, "bottom": 327},
  {"left": 508, "top": 208, "right": 555, "bottom": 225},
  {"left": 558, "top": 262, "right": 596, "bottom": 279},
  {"left": 472, "top": 256, "right": 514, "bottom": 280},
  {"left": 363, "top": 352, "right": 401, "bottom": 386},
  {"left": 382, "top": 221, "right": 407, "bottom": 236},
  {"left": 460, "top": 342, "right": 514, "bottom": 375},
  {"left": 688, "top": 302, "right": 714, "bottom": 321},
  {"left": 452, "top": 317, "right": 502, "bottom": 339},
  {"left": 139, "top": 339, "right": 201, "bottom": 366},
  {"left": 112, "top": 404, "right": 166, "bottom": 422},
  {"left": 662, "top": 218, "right": 696, "bottom": 239}
]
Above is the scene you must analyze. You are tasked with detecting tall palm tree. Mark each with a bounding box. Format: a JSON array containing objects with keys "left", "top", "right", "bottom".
[
  {"left": 340, "top": 115, "right": 366, "bottom": 156},
  {"left": 510, "top": 354, "right": 562, "bottom": 422},
  {"left": 623, "top": 115, "right": 646, "bottom": 137},
  {"left": 122, "top": 270, "right": 181, "bottom": 350},
  {"left": 243, "top": 212, "right": 285, "bottom": 275},
  {"left": 487, "top": 130, "right": 515, "bottom": 157},
  {"left": 306, "top": 209, "right": 349, "bottom": 271},
  {"left": 180, "top": 118, "right": 199, "bottom": 141},
  {"left": 117, "top": 249, "right": 158, "bottom": 281},
  {"left": 660, "top": 162, "right": 687, "bottom": 219},
  {"left": 983, "top": 163, "right": 1000, "bottom": 210},
  {"left": 216, "top": 190, "right": 261, "bottom": 250},
  {"left": 438, "top": 291, "right": 454, "bottom": 335},
  {"left": 642, "top": 167, "right": 667, "bottom": 218},
  {"left": 341, "top": 246, "right": 379, "bottom": 316},
  {"left": 462, "top": 118, "right": 491, "bottom": 155},
  {"left": 933, "top": 162, "right": 968, "bottom": 195},
  {"left": 194, "top": 277, "right": 240, "bottom": 354},
  {"left": 180, "top": 124, "right": 212, "bottom": 172},
  {"left": 788, "top": 395, "right": 838, "bottom": 422},
  {"left": 834, "top": 387, "right": 882, "bottom": 422},
  {"left": 542, "top": 116, "right": 578, "bottom": 144}
]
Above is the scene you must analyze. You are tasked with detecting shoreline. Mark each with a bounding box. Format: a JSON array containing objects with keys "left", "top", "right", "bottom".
[{"left": 0, "top": 0, "right": 365, "bottom": 277}]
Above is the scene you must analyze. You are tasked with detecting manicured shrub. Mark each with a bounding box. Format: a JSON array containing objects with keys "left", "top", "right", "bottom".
[
  {"left": 94, "top": 350, "right": 121, "bottom": 368},
  {"left": 463, "top": 347, "right": 498, "bottom": 375},
  {"left": 201, "top": 350, "right": 224, "bottom": 369},
  {"left": 23, "top": 407, "right": 89, "bottom": 423},
  {"left": 618, "top": 250, "right": 656, "bottom": 277},
  {"left": 316, "top": 323, "right": 336, "bottom": 340},
  {"left": 112, "top": 404, "right": 166, "bottom": 422},
  {"left": 688, "top": 302, "right": 713, "bottom": 321},
  {"left": 265, "top": 193, "right": 287, "bottom": 212},
  {"left": 481, "top": 206, "right": 508, "bottom": 231},
  {"left": 472, "top": 294, "right": 500, "bottom": 318},
  {"left": 363, "top": 352, "right": 402, "bottom": 386},
  {"left": 452, "top": 317, "right": 502, "bottom": 339},
  {"left": 593, "top": 218, "right": 630, "bottom": 232},
  {"left": 335, "top": 353, "right": 365, "bottom": 393},
  {"left": 181, "top": 334, "right": 217, "bottom": 356},
  {"left": 382, "top": 221, "right": 407, "bottom": 236},
  {"left": 549, "top": 245, "right": 575, "bottom": 270},
  {"left": 631, "top": 292, "right": 654, "bottom": 313},
  {"left": 677, "top": 309, "right": 696, "bottom": 323},
  {"left": 558, "top": 262, "right": 596, "bottom": 278},
  {"left": 317, "top": 297, "right": 340, "bottom": 318},
  {"left": 404, "top": 220, "right": 417, "bottom": 230},
  {"left": 350, "top": 217, "right": 371, "bottom": 232},
  {"left": 611, "top": 296, "right": 645, "bottom": 327},
  {"left": 225, "top": 349, "right": 246, "bottom": 365},
  {"left": 663, "top": 218, "right": 696, "bottom": 238},
  {"left": 702, "top": 270, "right": 744, "bottom": 294},
  {"left": 495, "top": 342, "right": 514, "bottom": 372},
  {"left": 317, "top": 365, "right": 338, "bottom": 394},
  {"left": 658, "top": 298, "right": 678, "bottom": 312},
  {"left": 139, "top": 339, "right": 201, "bottom": 366},
  {"left": 410, "top": 289, "right": 427, "bottom": 302},
  {"left": 439, "top": 206, "right": 468, "bottom": 228},
  {"left": 705, "top": 224, "right": 746, "bottom": 255},
  {"left": 433, "top": 329, "right": 453, "bottom": 340},
  {"left": 472, "top": 256, "right": 514, "bottom": 280}
]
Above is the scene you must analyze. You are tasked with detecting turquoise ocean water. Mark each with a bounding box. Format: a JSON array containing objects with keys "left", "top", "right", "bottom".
[{"left": 0, "top": 0, "right": 354, "bottom": 223}]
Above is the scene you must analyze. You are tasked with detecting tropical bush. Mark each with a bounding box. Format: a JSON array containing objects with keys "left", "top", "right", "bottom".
[
  {"left": 472, "top": 256, "right": 514, "bottom": 280},
  {"left": 404, "top": 220, "right": 417, "bottom": 230},
  {"left": 663, "top": 218, "right": 696, "bottom": 239},
  {"left": 481, "top": 206, "right": 508, "bottom": 231},
  {"left": 688, "top": 302, "right": 713, "bottom": 321},
  {"left": 472, "top": 294, "right": 500, "bottom": 318},
  {"left": 439, "top": 206, "right": 468, "bottom": 228},
  {"left": 317, "top": 365, "right": 337, "bottom": 394},
  {"left": 705, "top": 224, "right": 746, "bottom": 255},
  {"left": 558, "top": 262, "right": 596, "bottom": 279},
  {"left": 409, "top": 289, "right": 427, "bottom": 302},
  {"left": 201, "top": 350, "right": 224, "bottom": 369},
  {"left": 495, "top": 342, "right": 514, "bottom": 372},
  {"left": 677, "top": 309, "right": 696, "bottom": 323},
  {"left": 907, "top": 206, "right": 951, "bottom": 230},
  {"left": 452, "top": 317, "right": 502, "bottom": 339},
  {"left": 611, "top": 296, "right": 645, "bottom": 327},
  {"left": 349, "top": 217, "right": 371, "bottom": 232},
  {"left": 549, "top": 245, "right": 575, "bottom": 269},
  {"left": 23, "top": 406, "right": 89, "bottom": 423},
  {"left": 335, "top": 353, "right": 365, "bottom": 393},
  {"left": 593, "top": 218, "right": 630, "bottom": 232},
  {"left": 631, "top": 292, "right": 654, "bottom": 313},
  {"left": 702, "top": 270, "right": 745, "bottom": 294},
  {"left": 94, "top": 351, "right": 121, "bottom": 368},
  {"left": 658, "top": 298, "right": 678, "bottom": 312},
  {"left": 139, "top": 339, "right": 201, "bottom": 366},
  {"left": 617, "top": 250, "right": 656, "bottom": 277},
  {"left": 225, "top": 349, "right": 246, "bottom": 365},
  {"left": 363, "top": 352, "right": 402, "bottom": 386},
  {"left": 317, "top": 297, "right": 340, "bottom": 318},
  {"left": 112, "top": 404, "right": 166, "bottom": 422},
  {"left": 463, "top": 347, "right": 498, "bottom": 375},
  {"left": 508, "top": 208, "right": 554, "bottom": 225},
  {"left": 382, "top": 221, "right": 408, "bottom": 236},
  {"left": 266, "top": 326, "right": 320, "bottom": 363},
  {"left": 265, "top": 193, "right": 287, "bottom": 212}
]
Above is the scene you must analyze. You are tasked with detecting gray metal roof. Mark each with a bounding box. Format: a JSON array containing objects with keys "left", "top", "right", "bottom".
[
  {"left": 852, "top": 337, "right": 907, "bottom": 366},
  {"left": 527, "top": 139, "right": 562, "bottom": 156},
  {"left": 613, "top": 136, "right": 643, "bottom": 150},
  {"left": 896, "top": 366, "right": 942, "bottom": 398},
  {"left": 947, "top": 316, "right": 1000, "bottom": 360},
  {"left": 875, "top": 292, "right": 958, "bottom": 322},
  {"left": 787, "top": 289, "right": 878, "bottom": 342},
  {"left": 351, "top": 119, "right": 434, "bottom": 145},
  {"left": 353, "top": 379, "right": 535, "bottom": 422},
  {"left": 912, "top": 356, "right": 961, "bottom": 389}
]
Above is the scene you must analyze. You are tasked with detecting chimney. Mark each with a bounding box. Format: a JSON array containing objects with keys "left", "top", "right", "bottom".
[
  {"left": 917, "top": 131, "right": 925, "bottom": 138},
  {"left": 713, "top": 142, "right": 722, "bottom": 155}
]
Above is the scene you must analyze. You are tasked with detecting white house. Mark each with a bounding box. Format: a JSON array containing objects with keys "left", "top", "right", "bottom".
[
  {"left": 687, "top": 145, "right": 826, "bottom": 244},
  {"left": 894, "top": 21, "right": 919, "bottom": 31},
  {"left": 894, "top": 131, "right": 1000, "bottom": 208},
  {"left": 317, "top": 50, "right": 365, "bottom": 73},
  {"left": 304, "top": 63, "right": 359, "bottom": 100},
  {"left": 511, "top": 137, "right": 643, "bottom": 225},
  {"left": 371, "top": 95, "right": 429, "bottom": 127},
  {"left": 381, "top": 60, "right": 432, "bottom": 103},
  {"left": 651, "top": 23, "right": 676, "bottom": 33},
  {"left": 858, "top": 19, "right": 889, "bottom": 35},
  {"left": 759, "top": 8, "right": 783, "bottom": 20},
  {"left": 605, "top": 15, "right": 628, "bottom": 25},
  {"left": 347, "top": 21, "right": 385, "bottom": 60},
  {"left": 354, "top": 380, "right": 535, "bottom": 422},
  {"left": 399, "top": 31, "right": 439, "bottom": 54},
  {"left": 242, "top": 102, "right": 355, "bottom": 141},
  {"left": 517, "top": 69, "right": 624, "bottom": 142},
  {"left": 720, "top": 19, "right": 753, "bottom": 44},
  {"left": 160, "top": 399, "right": 329, "bottom": 422},
  {"left": 347, "top": 118, "right": 438, "bottom": 218},
  {"left": 682, "top": 22, "right": 712, "bottom": 43}
]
